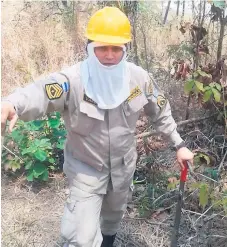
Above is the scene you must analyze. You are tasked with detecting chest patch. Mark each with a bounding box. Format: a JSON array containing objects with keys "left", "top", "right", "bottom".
[{"left": 127, "top": 86, "right": 142, "bottom": 102}]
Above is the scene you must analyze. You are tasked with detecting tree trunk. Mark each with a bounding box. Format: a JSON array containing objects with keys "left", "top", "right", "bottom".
[
  {"left": 192, "top": 0, "right": 195, "bottom": 21},
  {"left": 132, "top": 16, "right": 139, "bottom": 65},
  {"left": 217, "top": 15, "right": 226, "bottom": 61},
  {"left": 176, "top": 0, "right": 180, "bottom": 16},
  {"left": 186, "top": 0, "right": 202, "bottom": 120},
  {"left": 182, "top": 0, "right": 185, "bottom": 19},
  {"left": 163, "top": 0, "right": 171, "bottom": 24},
  {"left": 201, "top": 0, "right": 206, "bottom": 26},
  {"left": 140, "top": 24, "right": 149, "bottom": 72},
  {"left": 198, "top": 0, "right": 202, "bottom": 25},
  {"left": 72, "top": 2, "right": 80, "bottom": 55}
]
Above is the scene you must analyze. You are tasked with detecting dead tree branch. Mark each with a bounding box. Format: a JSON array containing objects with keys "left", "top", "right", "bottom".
[{"left": 136, "top": 113, "right": 218, "bottom": 139}]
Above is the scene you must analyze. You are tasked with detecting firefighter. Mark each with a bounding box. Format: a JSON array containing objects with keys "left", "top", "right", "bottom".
[{"left": 1, "top": 7, "right": 194, "bottom": 247}]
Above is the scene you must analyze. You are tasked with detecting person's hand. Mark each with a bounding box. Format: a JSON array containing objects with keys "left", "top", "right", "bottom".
[
  {"left": 176, "top": 147, "right": 194, "bottom": 170},
  {"left": 1, "top": 101, "right": 18, "bottom": 135}
]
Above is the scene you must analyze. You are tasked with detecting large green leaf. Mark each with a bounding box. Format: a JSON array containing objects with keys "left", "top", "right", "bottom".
[
  {"left": 56, "top": 138, "right": 65, "bottom": 150},
  {"left": 197, "top": 70, "right": 211, "bottom": 77},
  {"left": 33, "top": 171, "right": 40, "bottom": 178},
  {"left": 214, "top": 82, "right": 222, "bottom": 91},
  {"left": 199, "top": 183, "right": 209, "bottom": 209},
  {"left": 209, "top": 82, "right": 216, "bottom": 88},
  {"left": 40, "top": 169, "right": 49, "bottom": 181},
  {"left": 33, "top": 162, "right": 47, "bottom": 176},
  {"left": 34, "top": 139, "right": 52, "bottom": 149},
  {"left": 25, "top": 161, "right": 33, "bottom": 170},
  {"left": 48, "top": 118, "right": 61, "bottom": 128},
  {"left": 28, "top": 120, "right": 45, "bottom": 131},
  {"left": 211, "top": 87, "right": 221, "bottom": 102},
  {"left": 11, "top": 130, "right": 25, "bottom": 143},
  {"left": 52, "top": 129, "right": 67, "bottom": 137},
  {"left": 184, "top": 80, "right": 195, "bottom": 94},
  {"left": 27, "top": 170, "right": 34, "bottom": 181},
  {"left": 34, "top": 149, "right": 47, "bottom": 161},
  {"left": 22, "top": 146, "right": 37, "bottom": 155},
  {"left": 195, "top": 81, "right": 204, "bottom": 92},
  {"left": 203, "top": 89, "right": 213, "bottom": 102},
  {"left": 40, "top": 138, "right": 52, "bottom": 148},
  {"left": 204, "top": 86, "right": 210, "bottom": 91}
]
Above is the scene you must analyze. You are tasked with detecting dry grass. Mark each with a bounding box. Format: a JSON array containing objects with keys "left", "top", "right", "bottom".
[
  {"left": 1, "top": 174, "right": 67, "bottom": 247},
  {"left": 1, "top": 173, "right": 171, "bottom": 247},
  {"left": 2, "top": 1, "right": 226, "bottom": 97},
  {"left": 117, "top": 219, "right": 170, "bottom": 247},
  {"left": 1, "top": 1, "right": 86, "bottom": 96}
]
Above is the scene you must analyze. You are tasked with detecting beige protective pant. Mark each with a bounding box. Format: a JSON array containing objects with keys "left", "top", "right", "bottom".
[{"left": 60, "top": 185, "right": 130, "bottom": 247}]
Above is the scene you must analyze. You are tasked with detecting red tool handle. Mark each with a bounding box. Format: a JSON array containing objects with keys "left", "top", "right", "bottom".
[{"left": 180, "top": 161, "right": 189, "bottom": 182}]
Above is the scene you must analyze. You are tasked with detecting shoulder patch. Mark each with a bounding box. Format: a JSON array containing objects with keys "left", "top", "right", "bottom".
[
  {"left": 45, "top": 83, "right": 63, "bottom": 100},
  {"left": 83, "top": 94, "right": 97, "bottom": 106},
  {"left": 157, "top": 95, "right": 167, "bottom": 108},
  {"left": 127, "top": 86, "right": 142, "bottom": 102}
]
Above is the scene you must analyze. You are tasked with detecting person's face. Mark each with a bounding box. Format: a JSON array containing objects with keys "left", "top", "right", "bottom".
[{"left": 94, "top": 46, "right": 124, "bottom": 66}]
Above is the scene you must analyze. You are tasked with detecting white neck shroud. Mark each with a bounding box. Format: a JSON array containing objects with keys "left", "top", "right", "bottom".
[{"left": 80, "top": 42, "right": 130, "bottom": 109}]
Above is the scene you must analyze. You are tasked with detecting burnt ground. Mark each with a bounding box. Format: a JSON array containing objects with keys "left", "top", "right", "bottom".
[{"left": 1, "top": 70, "right": 227, "bottom": 247}]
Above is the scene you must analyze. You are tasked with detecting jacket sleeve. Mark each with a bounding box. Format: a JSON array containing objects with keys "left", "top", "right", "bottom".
[
  {"left": 143, "top": 72, "right": 184, "bottom": 147},
  {"left": 2, "top": 72, "right": 70, "bottom": 121}
]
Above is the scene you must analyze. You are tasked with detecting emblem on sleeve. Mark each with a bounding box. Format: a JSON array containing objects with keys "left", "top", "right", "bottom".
[
  {"left": 157, "top": 95, "right": 166, "bottom": 108},
  {"left": 45, "top": 83, "right": 63, "bottom": 100},
  {"left": 127, "top": 86, "right": 142, "bottom": 102},
  {"left": 61, "top": 82, "right": 70, "bottom": 92}
]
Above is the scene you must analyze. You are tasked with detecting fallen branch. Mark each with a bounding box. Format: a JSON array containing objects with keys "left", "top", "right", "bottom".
[
  {"left": 209, "top": 234, "right": 227, "bottom": 239},
  {"left": 193, "top": 204, "right": 214, "bottom": 226},
  {"left": 135, "top": 113, "right": 218, "bottom": 139},
  {"left": 2, "top": 145, "right": 24, "bottom": 162}
]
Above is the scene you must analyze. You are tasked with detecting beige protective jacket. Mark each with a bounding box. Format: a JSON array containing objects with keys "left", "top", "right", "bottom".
[{"left": 4, "top": 62, "right": 183, "bottom": 193}]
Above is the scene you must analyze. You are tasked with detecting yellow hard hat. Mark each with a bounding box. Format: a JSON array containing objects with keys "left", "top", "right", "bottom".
[{"left": 85, "top": 7, "right": 131, "bottom": 44}]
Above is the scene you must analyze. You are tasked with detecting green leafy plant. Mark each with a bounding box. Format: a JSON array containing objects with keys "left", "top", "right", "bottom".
[
  {"left": 167, "top": 176, "right": 179, "bottom": 191},
  {"left": 191, "top": 182, "right": 227, "bottom": 214},
  {"left": 184, "top": 69, "right": 222, "bottom": 103},
  {"left": 1, "top": 112, "right": 66, "bottom": 181},
  {"left": 191, "top": 182, "right": 209, "bottom": 210},
  {"left": 194, "top": 152, "right": 211, "bottom": 166}
]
